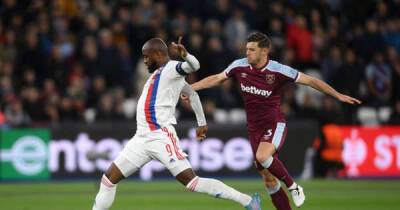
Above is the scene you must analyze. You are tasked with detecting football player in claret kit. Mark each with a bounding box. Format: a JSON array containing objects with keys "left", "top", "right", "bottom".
[
  {"left": 92, "top": 37, "right": 262, "bottom": 210},
  {"left": 189, "top": 32, "right": 361, "bottom": 210}
]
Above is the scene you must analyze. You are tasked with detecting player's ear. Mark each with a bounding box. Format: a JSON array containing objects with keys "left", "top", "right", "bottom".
[
  {"left": 154, "top": 51, "right": 163, "bottom": 59},
  {"left": 261, "top": 47, "right": 269, "bottom": 55}
]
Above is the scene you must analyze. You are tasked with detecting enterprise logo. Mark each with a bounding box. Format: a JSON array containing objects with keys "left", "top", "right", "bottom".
[{"left": 240, "top": 83, "right": 272, "bottom": 97}]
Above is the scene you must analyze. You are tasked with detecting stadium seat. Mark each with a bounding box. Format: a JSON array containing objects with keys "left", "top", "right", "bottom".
[
  {"left": 357, "top": 107, "right": 379, "bottom": 126},
  {"left": 123, "top": 98, "right": 137, "bottom": 119},
  {"left": 378, "top": 106, "right": 392, "bottom": 123},
  {"left": 84, "top": 108, "right": 96, "bottom": 123},
  {"left": 214, "top": 109, "right": 229, "bottom": 123},
  {"left": 229, "top": 108, "right": 247, "bottom": 123}
]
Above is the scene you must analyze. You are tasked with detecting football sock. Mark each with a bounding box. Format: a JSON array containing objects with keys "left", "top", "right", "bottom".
[
  {"left": 267, "top": 181, "right": 291, "bottom": 210},
  {"left": 261, "top": 157, "right": 294, "bottom": 188},
  {"left": 270, "top": 187, "right": 292, "bottom": 210},
  {"left": 92, "top": 175, "right": 117, "bottom": 210},
  {"left": 186, "top": 176, "right": 252, "bottom": 207}
]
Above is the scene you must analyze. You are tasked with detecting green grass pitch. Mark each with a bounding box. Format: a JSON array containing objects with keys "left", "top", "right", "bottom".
[{"left": 0, "top": 179, "right": 399, "bottom": 210}]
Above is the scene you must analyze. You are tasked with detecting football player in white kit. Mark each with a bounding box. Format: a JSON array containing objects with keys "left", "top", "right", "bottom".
[{"left": 92, "top": 37, "right": 262, "bottom": 210}]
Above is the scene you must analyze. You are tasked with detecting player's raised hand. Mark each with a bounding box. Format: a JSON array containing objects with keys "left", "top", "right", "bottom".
[
  {"left": 196, "top": 125, "right": 208, "bottom": 141},
  {"left": 171, "top": 36, "right": 188, "bottom": 58},
  {"left": 337, "top": 93, "right": 362, "bottom": 105}
]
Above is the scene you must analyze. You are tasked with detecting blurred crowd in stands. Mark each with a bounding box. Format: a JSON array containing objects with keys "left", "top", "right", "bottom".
[{"left": 0, "top": 0, "right": 400, "bottom": 127}]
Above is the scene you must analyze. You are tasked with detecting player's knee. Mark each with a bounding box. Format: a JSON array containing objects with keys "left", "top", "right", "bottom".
[{"left": 255, "top": 151, "right": 267, "bottom": 163}]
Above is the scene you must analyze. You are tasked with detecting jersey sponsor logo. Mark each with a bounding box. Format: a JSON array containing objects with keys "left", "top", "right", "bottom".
[
  {"left": 240, "top": 83, "right": 272, "bottom": 97},
  {"left": 266, "top": 74, "right": 275, "bottom": 84}
]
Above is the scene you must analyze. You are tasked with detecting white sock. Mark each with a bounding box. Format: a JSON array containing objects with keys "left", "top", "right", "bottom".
[
  {"left": 93, "top": 175, "right": 117, "bottom": 210},
  {"left": 186, "top": 176, "right": 252, "bottom": 207},
  {"left": 261, "top": 156, "right": 274, "bottom": 168}
]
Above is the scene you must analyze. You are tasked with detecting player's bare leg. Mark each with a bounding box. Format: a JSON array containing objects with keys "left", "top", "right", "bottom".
[
  {"left": 92, "top": 163, "right": 125, "bottom": 210},
  {"left": 176, "top": 168, "right": 261, "bottom": 210},
  {"left": 259, "top": 169, "right": 291, "bottom": 210},
  {"left": 256, "top": 142, "right": 305, "bottom": 207}
]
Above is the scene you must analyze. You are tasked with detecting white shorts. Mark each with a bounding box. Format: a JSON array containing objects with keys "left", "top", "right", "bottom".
[{"left": 114, "top": 125, "right": 191, "bottom": 177}]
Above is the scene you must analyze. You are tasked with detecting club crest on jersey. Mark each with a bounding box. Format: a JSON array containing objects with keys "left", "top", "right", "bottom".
[{"left": 266, "top": 74, "right": 275, "bottom": 84}]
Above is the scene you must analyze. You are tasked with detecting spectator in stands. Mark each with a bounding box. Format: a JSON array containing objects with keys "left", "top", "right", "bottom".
[
  {"left": 42, "top": 78, "right": 60, "bottom": 105},
  {"left": 0, "top": 75, "right": 14, "bottom": 106},
  {"left": 118, "top": 42, "right": 134, "bottom": 93},
  {"left": 43, "top": 102, "right": 59, "bottom": 123},
  {"left": 0, "top": 0, "right": 398, "bottom": 126},
  {"left": 4, "top": 98, "right": 30, "bottom": 127},
  {"left": 365, "top": 52, "right": 392, "bottom": 107},
  {"left": 359, "top": 19, "right": 387, "bottom": 60},
  {"left": 224, "top": 8, "right": 248, "bottom": 53},
  {"left": 268, "top": 18, "right": 285, "bottom": 58},
  {"left": 98, "top": 29, "right": 121, "bottom": 87},
  {"left": 383, "top": 19, "right": 400, "bottom": 53},
  {"left": 321, "top": 46, "right": 342, "bottom": 85},
  {"left": 338, "top": 49, "right": 363, "bottom": 123},
  {"left": 48, "top": 44, "right": 70, "bottom": 90},
  {"left": 287, "top": 15, "right": 313, "bottom": 68},
  {"left": 0, "top": 29, "right": 17, "bottom": 62},
  {"left": 59, "top": 97, "right": 81, "bottom": 121},
  {"left": 96, "top": 93, "right": 123, "bottom": 121},
  {"left": 20, "top": 67, "right": 38, "bottom": 88},
  {"left": 21, "top": 87, "right": 45, "bottom": 122},
  {"left": 81, "top": 36, "right": 100, "bottom": 78}
]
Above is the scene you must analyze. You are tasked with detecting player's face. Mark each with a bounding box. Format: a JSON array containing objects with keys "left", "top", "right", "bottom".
[
  {"left": 246, "top": 42, "right": 262, "bottom": 65},
  {"left": 246, "top": 42, "right": 269, "bottom": 66},
  {"left": 142, "top": 49, "right": 158, "bottom": 73}
]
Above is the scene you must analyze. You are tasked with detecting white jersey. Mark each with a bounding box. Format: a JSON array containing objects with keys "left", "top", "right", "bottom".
[{"left": 136, "top": 60, "right": 188, "bottom": 134}]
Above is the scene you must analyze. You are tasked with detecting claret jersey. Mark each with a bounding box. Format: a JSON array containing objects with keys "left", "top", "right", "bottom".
[{"left": 224, "top": 58, "right": 299, "bottom": 133}]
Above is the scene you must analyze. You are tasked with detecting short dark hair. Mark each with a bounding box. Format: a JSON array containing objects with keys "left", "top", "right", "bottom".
[{"left": 247, "top": 31, "right": 271, "bottom": 48}]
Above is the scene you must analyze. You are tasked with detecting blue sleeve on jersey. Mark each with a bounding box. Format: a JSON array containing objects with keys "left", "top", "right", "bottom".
[
  {"left": 175, "top": 62, "right": 188, "bottom": 76},
  {"left": 224, "top": 58, "right": 248, "bottom": 77},
  {"left": 268, "top": 61, "right": 299, "bottom": 81}
]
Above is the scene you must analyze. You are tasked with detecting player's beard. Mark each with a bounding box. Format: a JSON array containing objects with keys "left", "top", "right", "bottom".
[{"left": 147, "top": 62, "right": 158, "bottom": 73}]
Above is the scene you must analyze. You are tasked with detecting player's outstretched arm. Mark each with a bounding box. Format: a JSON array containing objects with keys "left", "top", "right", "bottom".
[
  {"left": 171, "top": 37, "right": 200, "bottom": 73},
  {"left": 191, "top": 72, "right": 228, "bottom": 91},
  {"left": 181, "top": 82, "right": 208, "bottom": 140},
  {"left": 296, "top": 72, "right": 362, "bottom": 105}
]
